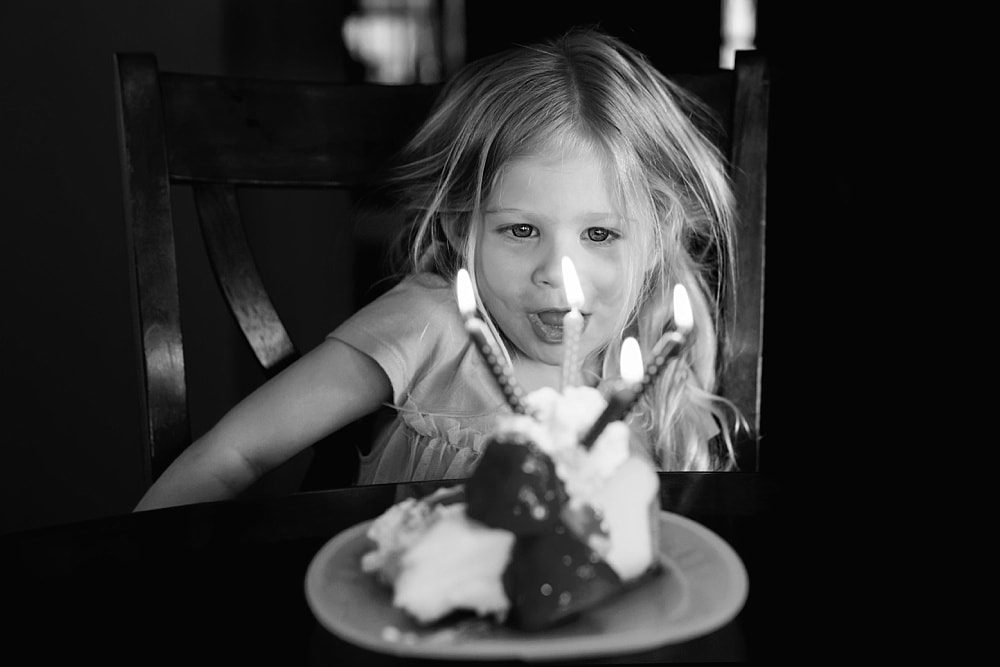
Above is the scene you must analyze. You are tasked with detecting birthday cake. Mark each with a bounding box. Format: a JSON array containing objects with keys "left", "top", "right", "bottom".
[{"left": 360, "top": 385, "right": 661, "bottom": 631}]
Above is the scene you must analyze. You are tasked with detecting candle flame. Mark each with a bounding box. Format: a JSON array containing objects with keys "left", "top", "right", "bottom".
[
  {"left": 673, "top": 284, "right": 693, "bottom": 333},
  {"left": 561, "top": 256, "right": 585, "bottom": 310},
  {"left": 456, "top": 268, "right": 476, "bottom": 318},
  {"left": 620, "top": 337, "right": 644, "bottom": 384}
]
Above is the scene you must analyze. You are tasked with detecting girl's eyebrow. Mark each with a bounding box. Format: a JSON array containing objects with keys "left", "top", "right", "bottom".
[
  {"left": 483, "top": 208, "right": 620, "bottom": 223},
  {"left": 483, "top": 207, "right": 531, "bottom": 215}
]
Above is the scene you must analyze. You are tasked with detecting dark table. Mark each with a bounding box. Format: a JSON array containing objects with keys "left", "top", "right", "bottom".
[{"left": 2, "top": 473, "right": 802, "bottom": 664}]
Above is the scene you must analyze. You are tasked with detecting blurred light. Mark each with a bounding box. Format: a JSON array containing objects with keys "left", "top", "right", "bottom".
[
  {"left": 672, "top": 284, "right": 693, "bottom": 333},
  {"left": 456, "top": 268, "right": 476, "bottom": 317},
  {"left": 720, "top": 0, "right": 757, "bottom": 69},
  {"left": 342, "top": 0, "right": 464, "bottom": 84},
  {"left": 620, "top": 337, "right": 644, "bottom": 385},
  {"left": 561, "top": 256, "right": 584, "bottom": 310}
]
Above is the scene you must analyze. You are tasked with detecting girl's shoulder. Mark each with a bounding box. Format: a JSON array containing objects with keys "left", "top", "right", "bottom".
[
  {"left": 380, "top": 272, "right": 455, "bottom": 309},
  {"left": 329, "top": 271, "right": 467, "bottom": 404},
  {"left": 334, "top": 271, "right": 463, "bottom": 355}
]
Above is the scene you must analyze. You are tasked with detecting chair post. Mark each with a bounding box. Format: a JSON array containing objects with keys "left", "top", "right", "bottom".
[
  {"left": 114, "top": 53, "right": 191, "bottom": 485},
  {"left": 726, "top": 50, "right": 769, "bottom": 471}
]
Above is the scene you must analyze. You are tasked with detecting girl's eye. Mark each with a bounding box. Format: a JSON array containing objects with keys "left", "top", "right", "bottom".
[
  {"left": 585, "top": 227, "right": 618, "bottom": 243},
  {"left": 509, "top": 224, "right": 536, "bottom": 238}
]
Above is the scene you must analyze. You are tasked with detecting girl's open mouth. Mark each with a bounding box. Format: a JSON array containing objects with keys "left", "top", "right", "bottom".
[{"left": 527, "top": 310, "right": 586, "bottom": 344}]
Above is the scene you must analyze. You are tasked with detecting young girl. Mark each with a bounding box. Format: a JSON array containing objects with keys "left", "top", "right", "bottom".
[{"left": 135, "top": 27, "right": 740, "bottom": 512}]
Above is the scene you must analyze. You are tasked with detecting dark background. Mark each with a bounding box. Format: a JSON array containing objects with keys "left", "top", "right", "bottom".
[{"left": 1, "top": 0, "right": 876, "bottom": 535}]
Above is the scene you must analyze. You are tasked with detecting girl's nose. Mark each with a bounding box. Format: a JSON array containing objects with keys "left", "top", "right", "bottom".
[
  {"left": 530, "top": 246, "right": 563, "bottom": 289},
  {"left": 531, "top": 238, "right": 575, "bottom": 291}
]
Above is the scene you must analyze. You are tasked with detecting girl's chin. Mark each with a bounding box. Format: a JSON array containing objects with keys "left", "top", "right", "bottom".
[
  {"left": 525, "top": 340, "right": 598, "bottom": 370},
  {"left": 508, "top": 342, "right": 556, "bottom": 365}
]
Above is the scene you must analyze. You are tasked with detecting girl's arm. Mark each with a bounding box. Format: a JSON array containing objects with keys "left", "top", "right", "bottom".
[{"left": 134, "top": 337, "right": 391, "bottom": 512}]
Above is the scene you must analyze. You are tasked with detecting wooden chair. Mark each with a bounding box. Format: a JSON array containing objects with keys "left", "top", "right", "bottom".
[
  {"left": 114, "top": 49, "right": 767, "bottom": 492},
  {"left": 113, "top": 53, "right": 439, "bottom": 489}
]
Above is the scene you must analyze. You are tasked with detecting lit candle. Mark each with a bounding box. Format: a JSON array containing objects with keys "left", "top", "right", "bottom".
[
  {"left": 622, "top": 283, "right": 694, "bottom": 413},
  {"left": 578, "top": 284, "right": 693, "bottom": 448},
  {"left": 560, "top": 256, "right": 585, "bottom": 391},
  {"left": 456, "top": 268, "right": 528, "bottom": 414},
  {"left": 579, "top": 337, "right": 644, "bottom": 449}
]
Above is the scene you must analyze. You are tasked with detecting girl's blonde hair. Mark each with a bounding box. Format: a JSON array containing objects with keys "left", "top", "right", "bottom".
[{"left": 384, "top": 28, "right": 743, "bottom": 470}]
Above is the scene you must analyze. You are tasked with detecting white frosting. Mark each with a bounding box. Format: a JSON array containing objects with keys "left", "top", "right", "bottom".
[
  {"left": 588, "top": 457, "right": 659, "bottom": 580},
  {"left": 392, "top": 504, "right": 515, "bottom": 623},
  {"left": 361, "top": 497, "right": 439, "bottom": 585}
]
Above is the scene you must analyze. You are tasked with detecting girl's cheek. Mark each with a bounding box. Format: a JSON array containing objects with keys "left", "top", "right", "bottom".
[{"left": 595, "top": 259, "right": 627, "bottom": 297}]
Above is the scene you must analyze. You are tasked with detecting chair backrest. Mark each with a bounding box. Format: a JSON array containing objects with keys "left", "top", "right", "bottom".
[
  {"left": 114, "top": 53, "right": 439, "bottom": 486},
  {"left": 114, "top": 49, "right": 767, "bottom": 486}
]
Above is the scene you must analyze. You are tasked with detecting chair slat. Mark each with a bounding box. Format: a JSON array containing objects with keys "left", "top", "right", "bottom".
[
  {"left": 160, "top": 74, "right": 440, "bottom": 186},
  {"left": 114, "top": 53, "right": 191, "bottom": 483},
  {"left": 192, "top": 184, "right": 298, "bottom": 370}
]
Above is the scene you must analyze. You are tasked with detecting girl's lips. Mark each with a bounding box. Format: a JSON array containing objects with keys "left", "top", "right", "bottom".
[
  {"left": 535, "top": 309, "right": 568, "bottom": 326},
  {"left": 527, "top": 312, "right": 563, "bottom": 343},
  {"left": 527, "top": 310, "right": 588, "bottom": 344}
]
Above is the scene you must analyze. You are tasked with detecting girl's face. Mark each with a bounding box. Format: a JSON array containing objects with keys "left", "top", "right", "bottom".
[{"left": 475, "top": 145, "right": 629, "bottom": 370}]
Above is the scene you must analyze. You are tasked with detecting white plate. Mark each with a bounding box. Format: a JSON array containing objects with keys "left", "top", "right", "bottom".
[{"left": 304, "top": 511, "right": 748, "bottom": 661}]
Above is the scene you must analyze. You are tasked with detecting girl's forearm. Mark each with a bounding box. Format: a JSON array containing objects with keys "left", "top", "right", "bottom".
[
  {"left": 133, "top": 339, "right": 390, "bottom": 512},
  {"left": 133, "top": 435, "right": 258, "bottom": 512}
]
